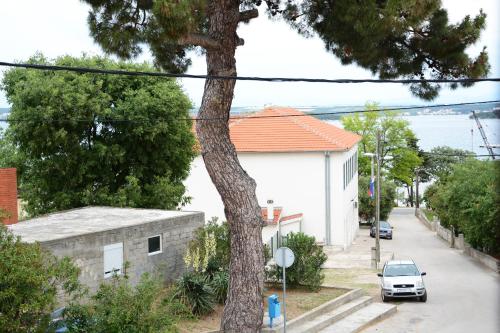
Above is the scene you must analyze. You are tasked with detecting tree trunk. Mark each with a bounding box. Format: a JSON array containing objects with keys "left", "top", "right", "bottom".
[
  {"left": 196, "top": 2, "right": 264, "bottom": 332},
  {"left": 409, "top": 185, "right": 414, "bottom": 207}
]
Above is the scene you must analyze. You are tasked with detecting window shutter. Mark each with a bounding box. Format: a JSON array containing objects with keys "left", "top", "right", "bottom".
[{"left": 104, "top": 242, "right": 123, "bottom": 278}]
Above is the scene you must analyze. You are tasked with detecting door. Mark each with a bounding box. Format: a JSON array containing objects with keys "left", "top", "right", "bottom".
[{"left": 103, "top": 242, "right": 123, "bottom": 278}]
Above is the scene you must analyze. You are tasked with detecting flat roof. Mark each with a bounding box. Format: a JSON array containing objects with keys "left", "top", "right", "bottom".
[{"left": 8, "top": 206, "right": 200, "bottom": 243}]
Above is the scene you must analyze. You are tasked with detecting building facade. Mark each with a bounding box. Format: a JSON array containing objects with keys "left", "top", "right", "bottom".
[{"left": 184, "top": 107, "right": 361, "bottom": 248}]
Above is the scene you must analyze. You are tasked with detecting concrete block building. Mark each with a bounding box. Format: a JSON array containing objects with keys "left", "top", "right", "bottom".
[{"left": 9, "top": 207, "right": 204, "bottom": 294}]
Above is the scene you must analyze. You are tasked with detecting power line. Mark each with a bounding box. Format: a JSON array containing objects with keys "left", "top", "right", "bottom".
[
  {"left": 1, "top": 100, "right": 498, "bottom": 123},
  {"left": 1, "top": 61, "right": 500, "bottom": 84},
  {"left": 421, "top": 152, "right": 499, "bottom": 157}
]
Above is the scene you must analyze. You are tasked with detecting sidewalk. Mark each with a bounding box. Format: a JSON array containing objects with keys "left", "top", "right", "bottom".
[{"left": 323, "top": 228, "right": 394, "bottom": 269}]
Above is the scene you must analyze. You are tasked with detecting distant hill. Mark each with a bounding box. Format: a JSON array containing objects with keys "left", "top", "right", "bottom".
[{"left": 0, "top": 108, "right": 10, "bottom": 114}]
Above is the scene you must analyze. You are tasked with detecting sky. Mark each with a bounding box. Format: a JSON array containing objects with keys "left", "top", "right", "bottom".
[{"left": 0, "top": 0, "right": 498, "bottom": 108}]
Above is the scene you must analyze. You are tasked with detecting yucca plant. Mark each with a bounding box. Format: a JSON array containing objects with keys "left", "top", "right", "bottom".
[
  {"left": 210, "top": 271, "right": 229, "bottom": 304},
  {"left": 173, "top": 273, "right": 216, "bottom": 316}
]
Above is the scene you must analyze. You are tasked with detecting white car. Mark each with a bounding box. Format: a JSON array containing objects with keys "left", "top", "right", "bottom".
[{"left": 377, "top": 259, "right": 427, "bottom": 302}]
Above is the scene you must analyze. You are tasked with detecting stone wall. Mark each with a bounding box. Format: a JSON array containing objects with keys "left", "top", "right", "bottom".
[
  {"left": 415, "top": 208, "right": 499, "bottom": 274},
  {"left": 41, "top": 212, "right": 204, "bottom": 296},
  {"left": 415, "top": 209, "right": 435, "bottom": 231}
]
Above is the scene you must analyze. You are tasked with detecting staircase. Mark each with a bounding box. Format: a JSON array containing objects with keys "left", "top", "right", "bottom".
[{"left": 262, "top": 289, "right": 396, "bottom": 333}]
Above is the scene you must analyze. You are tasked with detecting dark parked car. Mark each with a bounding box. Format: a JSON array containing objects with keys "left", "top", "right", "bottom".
[{"left": 370, "top": 221, "right": 393, "bottom": 239}]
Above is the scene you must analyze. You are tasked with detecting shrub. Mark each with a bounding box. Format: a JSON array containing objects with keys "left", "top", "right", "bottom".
[
  {"left": 0, "top": 225, "right": 81, "bottom": 333},
  {"left": 210, "top": 270, "right": 229, "bottom": 304},
  {"left": 266, "top": 232, "right": 327, "bottom": 291},
  {"left": 184, "top": 217, "right": 230, "bottom": 275},
  {"left": 429, "top": 160, "right": 500, "bottom": 254},
  {"left": 173, "top": 272, "right": 216, "bottom": 315},
  {"left": 64, "top": 273, "right": 176, "bottom": 332}
]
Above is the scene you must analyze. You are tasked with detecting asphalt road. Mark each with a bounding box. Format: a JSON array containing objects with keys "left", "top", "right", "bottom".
[{"left": 362, "top": 208, "right": 500, "bottom": 333}]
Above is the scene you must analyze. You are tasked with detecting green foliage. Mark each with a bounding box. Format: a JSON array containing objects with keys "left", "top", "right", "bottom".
[
  {"left": 82, "top": 1, "right": 489, "bottom": 100},
  {"left": 358, "top": 175, "right": 397, "bottom": 222},
  {"left": 281, "top": 1, "right": 489, "bottom": 100},
  {"left": 267, "top": 232, "right": 327, "bottom": 291},
  {"left": 342, "top": 103, "right": 422, "bottom": 186},
  {"left": 185, "top": 218, "right": 230, "bottom": 274},
  {"left": 426, "top": 160, "right": 499, "bottom": 254},
  {"left": 64, "top": 273, "right": 177, "bottom": 333},
  {"left": 2, "top": 54, "right": 195, "bottom": 216},
  {"left": 210, "top": 270, "right": 229, "bottom": 304},
  {"left": 423, "top": 146, "right": 475, "bottom": 180},
  {"left": 173, "top": 272, "right": 216, "bottom": 316},
  {"left": 0, "top": 225, "right": 81, "bottom": 333},
  {"left": 422, "top": 182, "right": 439, "bottom": 211}
]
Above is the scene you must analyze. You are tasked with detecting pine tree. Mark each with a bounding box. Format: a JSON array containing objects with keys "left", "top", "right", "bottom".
[{"left": 80, "top": 1, "right": 490, "bottom": 331}]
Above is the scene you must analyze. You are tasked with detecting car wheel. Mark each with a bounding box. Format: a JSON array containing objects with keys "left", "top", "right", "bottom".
[
  {"left": 381, "top": 291, "right": 390, "bottom": 302},
  {"left": 420, "top": 291, "right": 427, "bottom": 302}
]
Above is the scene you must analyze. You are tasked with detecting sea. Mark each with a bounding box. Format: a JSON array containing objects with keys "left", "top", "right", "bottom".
[
  {"left": 329, "top": 114, "right": 500, "bottom": 157},
  {"left": 1, "top": 106, "right": 499, "bottom": 156}
]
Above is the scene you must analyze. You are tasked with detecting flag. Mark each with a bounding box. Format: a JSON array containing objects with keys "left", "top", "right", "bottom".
[{"left": 368, "top": 177, "right": 375, "bottom": 199}]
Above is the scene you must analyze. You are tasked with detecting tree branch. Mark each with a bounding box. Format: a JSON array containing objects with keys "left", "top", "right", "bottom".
[
  {"left": 239, "top": 9, "right": 259, "bottom": 22},
  {"left": 178, "top": 34, "right": 220, "bottom": 49}
]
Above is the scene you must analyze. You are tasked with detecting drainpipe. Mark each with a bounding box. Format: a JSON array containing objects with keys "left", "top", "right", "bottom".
[{"left": 324, "top": 152, "right": 331, "bottom": 245}]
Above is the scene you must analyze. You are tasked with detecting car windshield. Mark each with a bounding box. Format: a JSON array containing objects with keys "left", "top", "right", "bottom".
[
  {"left": 380, "top": 222, "right": 390, "bottom": 228},
  {"left": 384, "top": 264, "right": 419, "bottom": 277}
]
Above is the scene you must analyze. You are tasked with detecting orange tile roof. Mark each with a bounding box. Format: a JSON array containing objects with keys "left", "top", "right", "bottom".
[
  {"left": 192, "top": 107, "right": 361, "bottom": 152},
  {"left": 280, "top": 213, "right": 303, "bottom": 223},
  {"left": 229, "top": 107, "right": 361, "bottom": 152}
]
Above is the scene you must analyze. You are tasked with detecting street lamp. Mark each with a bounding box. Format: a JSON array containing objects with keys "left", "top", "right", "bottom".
[{"left": 364, "top": 133, "right": 392, "bottom": 269}]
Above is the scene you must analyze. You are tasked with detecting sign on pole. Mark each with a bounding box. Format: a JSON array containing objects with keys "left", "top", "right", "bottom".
[
  {"left": 275, "top": 247, "right": 295, "bottom": 268},
  {"left": 275, "top": 247, "right": 295, "bottom": 333}
]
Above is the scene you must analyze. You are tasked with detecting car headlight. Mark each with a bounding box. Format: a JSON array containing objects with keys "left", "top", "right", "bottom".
[
  {"left": 416, "top": 280, "right": 424, "bottom": 288},
  {"left": 383, "top": 281, "right": 392, "bottom": 289}
]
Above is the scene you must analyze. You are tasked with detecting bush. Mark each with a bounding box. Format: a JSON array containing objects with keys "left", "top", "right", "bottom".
[
  {"left": 429, "top": 160, "right": 500, "bottom": 254},
  {"left": 210, "top": 270, "right": 229, "bottom": 304},
  {"left": 0, "top": 225, "right": 81, "bottom": 333},
  {"left": 172, "top": 272, "right": 216, "bottom": 315},
  {"left": 184, "top": 217, "right": 230, "bottom": 274},
  {"left": 266, "top": 232, "right": 327, "bottom": 291},
  {"left": 64, "top": 273, "right": 177, "bottom": 332}
]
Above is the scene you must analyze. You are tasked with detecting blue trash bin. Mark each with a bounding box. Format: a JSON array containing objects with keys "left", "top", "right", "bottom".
[{"left": 268, "top": 294, "right": 281, "bottom": 327}]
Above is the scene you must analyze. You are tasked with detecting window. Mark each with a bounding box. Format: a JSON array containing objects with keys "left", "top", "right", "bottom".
[
  {"left": 148, "top": 235, "right": 162, "bottom": 255},
  {"left": 104, "top": 242, "right": 123, "bottom": 278},
  {"left": 343, "top": 163, "right": 346, "bottom": 189}
]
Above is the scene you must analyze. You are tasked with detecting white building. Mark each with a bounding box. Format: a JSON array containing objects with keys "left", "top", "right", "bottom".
[{"left": 184, "top": 107, "right": 361, "bottom": 248}]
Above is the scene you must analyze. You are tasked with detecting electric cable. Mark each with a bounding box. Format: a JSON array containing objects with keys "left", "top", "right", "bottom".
[
  {"left": 1, "top": 61, "right": 500, "bottom": 84},
  {"left": 0, "top": 100, "right": 498, "bottom": 123}
]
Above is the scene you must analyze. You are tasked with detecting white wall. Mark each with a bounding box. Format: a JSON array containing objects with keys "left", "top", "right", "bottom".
[
  {"left": 184, "top": 148, "right": 359, "bottom": 247},
  {"left": 184, "top": 152, "right": 326, "bottom": 241},
  {"left": 329, "top": 145, "right": 359, "bottom": 248}
]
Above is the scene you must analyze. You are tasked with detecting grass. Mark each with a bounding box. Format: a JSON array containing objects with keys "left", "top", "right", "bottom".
[
  {"left": 422, "top": 208, "right": 437, "bottom": 222},
  {"left": 176, "top": 285, "right": 347, "bottom": 333},
  {"left": 323, "top": 268, "right": 380, "bottom": 298}
]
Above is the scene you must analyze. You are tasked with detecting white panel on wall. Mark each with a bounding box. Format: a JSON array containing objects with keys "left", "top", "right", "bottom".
[{"left": 104, "top": 242, "right": 123, "bottom": 278}]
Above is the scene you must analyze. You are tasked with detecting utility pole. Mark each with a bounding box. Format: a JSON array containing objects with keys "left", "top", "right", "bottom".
[
  {"left": 375, "top": 131, "right": 381, "bottom": 265},
  {"left": 415, "top": 169, "right": 420, "bottom": 210},
  {"left": 365, "top": 132, "right": 391, "bottom": 269}
]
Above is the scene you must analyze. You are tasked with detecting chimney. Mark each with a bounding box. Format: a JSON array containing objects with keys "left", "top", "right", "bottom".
[
  {"left": 0, "top": 168, "right": 18, "bottom": 225},
  {"left": 267, "top": 199, "right": 274, "bottom": 222}
]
